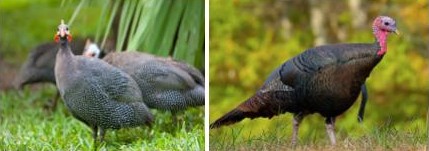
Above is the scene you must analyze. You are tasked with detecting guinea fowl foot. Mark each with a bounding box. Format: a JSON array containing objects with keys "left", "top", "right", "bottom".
[
  {"left": 325, "top": 117, "right": 336, "bottom": 145},
  {"left": 42, "top": 92, "right": 60, "bottom": 111}
]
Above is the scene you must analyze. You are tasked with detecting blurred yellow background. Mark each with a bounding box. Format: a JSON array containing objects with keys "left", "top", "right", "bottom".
[{"left": 209, "top": 0, "right": 428, "bottom": 149}]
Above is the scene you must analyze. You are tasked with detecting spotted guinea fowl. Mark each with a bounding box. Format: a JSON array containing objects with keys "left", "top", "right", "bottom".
[
  {"left": 14, "top": 38, "right": 86, "bottom": 109},
  {"left": 54, "top": 20, "right": 153, "bottom": 141},
  {"left": 210, "top": 16, "right": 399, "bottom": 145},
  {"left": 83, "top": 41, "right": 205, "bottom": 118}
]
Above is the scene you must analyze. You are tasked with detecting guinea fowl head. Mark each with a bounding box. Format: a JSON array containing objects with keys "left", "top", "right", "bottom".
[
  {"left": 82, "top": 39, "right": 101, "bottom": 58},
  {"left": 372, "top": 16, "right": 399, "bottom": 56},
  {"left": 54, "top": 20, "right": 72, "bottom": 44}
]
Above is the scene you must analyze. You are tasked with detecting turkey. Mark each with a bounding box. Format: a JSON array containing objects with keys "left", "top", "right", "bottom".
[
  {"left": 83, "top": 40, "right": 205, "bottom": 121},
  {"left": 54, "top": 20, "right": 153, "bottom": 142},
  {"left": 210, "top": 16, "right": 399, "bottom": 145},
  {"left": 14, "top": 38, "right": 86, "bottom": 110}
]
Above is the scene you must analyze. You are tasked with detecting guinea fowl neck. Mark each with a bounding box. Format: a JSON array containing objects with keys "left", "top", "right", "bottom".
[
  {"left": 373, "top": 27, "right": 388, "bottom": 56},
  {"left": 58, "top": 37, "right": 73, "bottom": 57}
]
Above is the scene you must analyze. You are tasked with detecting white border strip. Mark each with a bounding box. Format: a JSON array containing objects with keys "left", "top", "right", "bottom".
[{"left": 204, "top": 0, "right": 209, "bottom": 150}]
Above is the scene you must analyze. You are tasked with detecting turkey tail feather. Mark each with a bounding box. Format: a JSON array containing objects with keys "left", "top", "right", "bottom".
[
  {"left": 210, "top": 93, "right": 279, "bottom": 129},
  {"left": 210, "top": 109, "right": 246, "bottom": 129}
]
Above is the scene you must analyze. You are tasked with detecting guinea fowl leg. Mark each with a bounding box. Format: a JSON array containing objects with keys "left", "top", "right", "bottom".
[
  {"left": 91, "top": 126, "right": 98, "bottom": 143},
  {"left": 51, "top": 91, "right": 60, "bottom": 110},
  {"left": 292, "top": 113, "right": 304, "bottom": 146},
  {"left": 172, "top": 111, "right": 184, "bottom": 124},
  {"left": 99, "top": 128, "right": 106, "bottom": 142},
  {"left": 325, "top": 117, "right": 336, "bottom": 145},
  {"left": 44, "top": 91, "right": 60, "bottom": 111}
]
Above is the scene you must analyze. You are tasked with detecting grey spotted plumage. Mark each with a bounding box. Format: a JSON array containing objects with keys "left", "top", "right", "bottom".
[
  {"left": 101, "top": 52, "right": 205, "bottom": 113},
  {"left": 54, "top": 21, "right": 153, "bottom": 141},
  {"left": 210, "top": 16, "right": 399, "bottom": 145}
]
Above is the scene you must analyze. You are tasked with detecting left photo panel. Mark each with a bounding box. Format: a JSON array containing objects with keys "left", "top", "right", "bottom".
[{"left": 0, "top": 0, "right": 205, "bottom": 150}]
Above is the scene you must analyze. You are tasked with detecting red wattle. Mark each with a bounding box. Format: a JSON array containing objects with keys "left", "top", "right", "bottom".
[
  {"left": 375, "top": 30, "right": 388, "bottom": 56},
  {"left": 67, "top": 34, "right": 73, "bottom": 42},
  {"left": 54, "top": 35, "right": 60, "bottom": 43}
]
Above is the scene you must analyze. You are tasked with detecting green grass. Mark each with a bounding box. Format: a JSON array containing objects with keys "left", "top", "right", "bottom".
[
  {"left": 210, "top": 119, "right": 426, "bottom": 151},
  {"left": 0, "top": 85, "right": 204, "bottom": 150}
]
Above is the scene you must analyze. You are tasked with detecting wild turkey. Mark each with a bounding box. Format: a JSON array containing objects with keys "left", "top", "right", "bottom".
[
  {"left": 83, "top": 41, "right": 205, "bottom": 120},
  {"left": 210, "top": 16, "right": 399, "bottom": 145},
  {"left": 54, "top": 20, "right": 153, "bottom": 141},
  {"left": 14, "top": 38, "right": 86, "bottom": 109}
]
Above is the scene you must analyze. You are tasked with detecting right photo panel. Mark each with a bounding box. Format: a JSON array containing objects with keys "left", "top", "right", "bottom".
[{"left": 209, "top": 0, "right": 428, "bottom": 150}]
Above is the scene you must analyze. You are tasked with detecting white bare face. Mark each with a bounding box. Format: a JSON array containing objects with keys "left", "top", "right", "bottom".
[
  {"left": 57, "top": 20, "right": 70, "bottom": 38},
  {"left": 83, "top": 43, "right": 101, "bottom": 58}
]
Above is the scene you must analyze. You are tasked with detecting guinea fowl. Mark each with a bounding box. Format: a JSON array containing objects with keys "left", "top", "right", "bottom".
[
  {"left": 83, "top": 41, "right": 205, "bottom": 120},
  {"left": 54, "top": 20, "right": 153, "bottom": 141},
  {"left": 14, "top": 38, "right": 86, "bottom": 109},
  {"left": 210, "top": 16, "right": 399, "bottom": 145}
]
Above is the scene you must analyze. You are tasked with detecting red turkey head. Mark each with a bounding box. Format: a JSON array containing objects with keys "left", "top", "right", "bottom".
[
  {"left": 54, "top": 20, "right": 72, "bottom": 43},
  {"left": 373, "top": 16, "right": 399, "bottom": 35},
  {"left": 372, "top": 16, "right": 399, "bottom": 56}
]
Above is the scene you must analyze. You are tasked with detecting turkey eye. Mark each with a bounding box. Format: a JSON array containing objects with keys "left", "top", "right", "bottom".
[
  {"left": 66, "top": 27, "right": 69, "bottom": 31},
  {"left": 384, "top": 22, "right": 389, "bottom": 26}
]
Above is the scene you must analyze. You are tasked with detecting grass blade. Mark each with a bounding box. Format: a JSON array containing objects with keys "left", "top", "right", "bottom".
[
  {"left": 94, "top": 0, "right": 110, "bottom": 44},
  {"left": 173, "top": 0, "right": 204, "bottom": 67},
  {"left": 101, "top": 0, "right": 120, "bottom": 49},
  {"left": 67, "top": 0, "right": 86, "bottom": 26}
]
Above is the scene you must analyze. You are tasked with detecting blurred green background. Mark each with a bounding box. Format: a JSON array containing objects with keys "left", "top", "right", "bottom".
[
  {"left": 209, "top": 0, "right": 428, "bottom": 149},
  {"left": 0, "top": 0, "right": 204, "bottom": 89}
]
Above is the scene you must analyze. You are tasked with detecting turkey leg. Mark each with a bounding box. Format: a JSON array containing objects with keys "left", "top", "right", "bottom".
[
  {"left": 358, "top": 84, "right": 368, "bottom": 122},
  {"left": 325, "top": 117, "right": 336, "bottom": 145},
  {"left": 292, "top": 113, "right": 304, "bottom": 146}
]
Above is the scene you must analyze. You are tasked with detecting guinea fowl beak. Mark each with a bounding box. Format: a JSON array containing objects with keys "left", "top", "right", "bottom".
[{"left": 393, "top": 29, "right": 400, "bottom": 35}]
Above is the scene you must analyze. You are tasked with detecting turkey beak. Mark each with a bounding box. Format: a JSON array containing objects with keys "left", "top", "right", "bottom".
[{"left": 393, "top": 29, "right": 400, "bottom": 35}]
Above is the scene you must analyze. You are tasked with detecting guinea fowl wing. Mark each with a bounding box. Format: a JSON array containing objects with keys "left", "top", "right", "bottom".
[
  {"left": 127, "top": 60, "right": 197, "bottom": 90},
  {"left": 165, "top": 60, "right": 205, "bottom": 86},
  {"left": 75, "top": 56, "right": 143, "bottom": 103}
]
